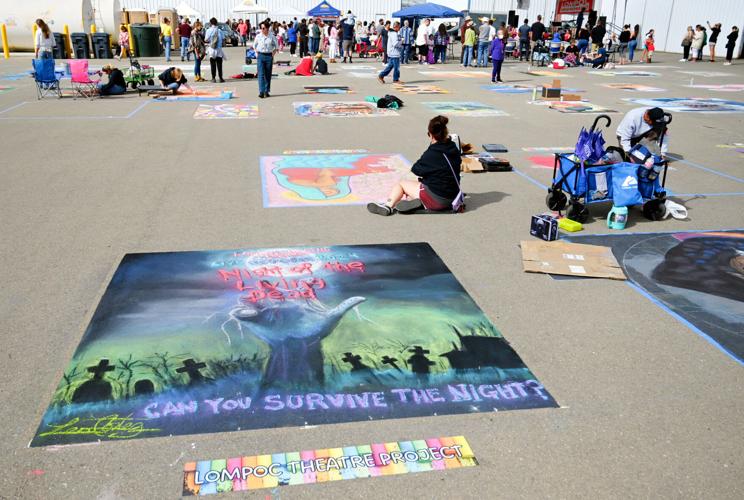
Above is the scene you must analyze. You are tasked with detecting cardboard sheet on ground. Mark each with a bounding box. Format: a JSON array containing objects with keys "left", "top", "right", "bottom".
[
  {"left": 591, "top": 71, "right": 659, "bottom": 77},
  {"left": 393, "top": 83, "right": 449, "bottom": 94},
  {"left": 623, "top": 97, "right": 744, "bottom": 113},
  {"left": 153, "top": 90, "right": 234, "bottom": 101},
  {"left": 260, "top": 153, "right": 412, "bottom": 207},
  {"left": 686, "top": 84, "right": 744, "bottom": 92},
  {"left": 183, "top": 435, "right": 477, "bottom": 495},
  {"left": 31, "top": 243, "right": 557, "bottom": 446},
  {"left": 304, "top": 86, "right": 353, "bottom": 94},
  {"left": 293, "top": 101, "right": 398, "bottom": 117},
  {"left": 601, "top": 83, "right": 666, "bottom": 92},
  {"left": 567, "top": 231, "right": 744, "bottom": 363},
  {"left": 549, "top": 101, "right": 618, "bottom": 113},
  {"left": 193, "top": 104, "right": 258, "bottom": 119},
  {"left": 422, "top": 101, "right": 507, "bottom": 116},
  {"left": 521, "top": 240, "right": 627, "bottom": 280},
  {"left": 418, "top": 71, "right": 491, "bottom": 78}
]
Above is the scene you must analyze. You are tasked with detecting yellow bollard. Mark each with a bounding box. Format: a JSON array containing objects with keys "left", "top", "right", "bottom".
[
  {"left": 1, "top": 24, "right": 9, "bottom": 59},
  {"left": 33, "top": 23, "right": 38, "bottom": 51},
  {"left": 63, "top": 24, "right": 71, "bottom": 58},
  {"left": 127, "top": 23, "right": 135, "bottom": 57},
  {"left": 90, "top": 24, "right": 96, "bottom": 34}
]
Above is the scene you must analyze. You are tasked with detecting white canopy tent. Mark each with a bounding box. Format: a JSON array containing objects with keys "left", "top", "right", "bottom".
[
  {"left": 271, "top": 6, "right": 305, "bottom": 22},
  {"left": 232, "top": 1, "right": 268, "bottom": 26},
  {"left": 176, "top": 2, "right": 201, "bottom": 21}
]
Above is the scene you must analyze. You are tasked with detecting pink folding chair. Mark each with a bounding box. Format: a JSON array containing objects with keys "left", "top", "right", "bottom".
[{"left": 69, "top": 59, "right": 100, "bottom": 99}]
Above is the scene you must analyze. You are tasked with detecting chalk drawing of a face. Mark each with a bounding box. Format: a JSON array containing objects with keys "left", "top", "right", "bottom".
[{"left": 272, "top": 155, "right": 395, "bottom": 201}]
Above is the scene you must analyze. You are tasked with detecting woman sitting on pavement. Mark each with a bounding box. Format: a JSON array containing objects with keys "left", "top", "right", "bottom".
[
  {"left": 367, "top": 115, "right": 462, "bottom": 216},
  {"left": 285, "top": 53, "right": 328, "bottom": 76},
  {"left": 98, "top": 64, "right": 127, "bottom": 96}
]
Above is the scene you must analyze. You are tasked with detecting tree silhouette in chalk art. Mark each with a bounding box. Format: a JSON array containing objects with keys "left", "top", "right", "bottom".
[{"left": 71, "top": 359, "right": 116, "bottom": 403}]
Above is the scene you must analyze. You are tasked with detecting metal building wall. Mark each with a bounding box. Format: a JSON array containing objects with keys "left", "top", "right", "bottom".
[{"left": 594, "top": 0, "right": 743, "bottom": 54}]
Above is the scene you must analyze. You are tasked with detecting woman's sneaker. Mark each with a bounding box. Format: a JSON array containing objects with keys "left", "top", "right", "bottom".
[{"left": 367, "top": 202, "right": 393, "bottom": 216}]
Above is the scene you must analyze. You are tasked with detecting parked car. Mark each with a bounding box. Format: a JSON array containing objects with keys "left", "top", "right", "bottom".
[{"left": 216, "top": 23, "right": 240, "bottom": 46}]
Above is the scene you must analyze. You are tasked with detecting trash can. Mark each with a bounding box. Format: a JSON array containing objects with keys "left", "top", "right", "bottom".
[
  {"left": 52, "top": 33, "right": 67, "bottom": 59},
  {"left": 70, "top": 32, "right": 90, "bottom": 59},
  {"left": 131, "top": 24, "right": 161, "bottom": 58},
  {"left": 92, "top": 33, "right": 112, "bottom": 59}
]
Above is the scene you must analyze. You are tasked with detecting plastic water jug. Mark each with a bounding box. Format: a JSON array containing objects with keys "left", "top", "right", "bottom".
[{"left": 607, "top": 205, "right": 628, "bottom": 230}]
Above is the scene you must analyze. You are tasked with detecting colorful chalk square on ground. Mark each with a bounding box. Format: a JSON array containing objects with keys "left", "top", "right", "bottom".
[
  {"left": 193, "top": 104, "right": 259, "bottom": 119},
  {"left": 591, "top": 71, "right": 659, "bottom": 77},
  {"left": 676, "top": 71, "right": 734, "bottom": 78},
  {"left": 549, "top": 101, "right": 618, "bottom": 113},
  {"left": 601, "top": 83, "right": 666, "bottom": 92},
  {"left": 347, "top": 72, "right": 378, "bottom": 78},
  {"left": 686, "top": 84, "right": 744, "bottom": 92},
  {"left": 282, "top": 149, "right": 369, "bottom": 154},
  {"left": 31, "top": 243, "right": 557, "bottom": 446},
  {"left": 260, "top": 153, "right": 412, "bottom": 207},
  {"left": 566, "top": 231, "right": 744, "bottom": 364},
  {"left": 340, "top": 65, "right": 377, "bottom": 70},
  {"left": 153, "top": 90, "right": 234, "bottom": 101},
  {"left": 182, "top": 435, "right": 478, "bottom": 495},
  {"left": 481, "top": 84, "right": 536, "bottom": 94},
  {"left": 393, "top": 83, "right": 449, "bottom": 94},
  {"left": 623, "top": 97, "right": 744, "bottom": 113},
  {"left": 304, "top": 86, "right": 353, "bottom": 94},
  {"left": 0, "top": 72, "right": 31, "bottom": 81},
  {"left": 422, "top": 101, "right": 507, "bottom": 117},
  {"left": 0, "top": 86, "right": 15, "bottom": 93},
  {"left": 522, "top": 146, "right": 574, "bottom": 152},
  {"left": 525, "top": 69, "right": 572, "bottom": 77},
  {"left": 418, "top": 71, "right": 491, "bottom": 78},
  {"left": 293, "top": 101, "right": 399, "bottom": 117}
]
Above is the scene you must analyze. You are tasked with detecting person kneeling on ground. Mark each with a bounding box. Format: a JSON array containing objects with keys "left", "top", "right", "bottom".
[
  {"left": 153, "top": 67, "right": 193, "bottom": 95},
  {"left": 98, "top": 64, "right": 127, "bottom": 96},
  {"left": 285, "top": 53, "right": 328, "bottom": 76},
  {"left": 588, "top": 43, "right": 608, "bottom": 68},
  {"left": 368, "top": 115, "right": 462, "bottom": 216}
]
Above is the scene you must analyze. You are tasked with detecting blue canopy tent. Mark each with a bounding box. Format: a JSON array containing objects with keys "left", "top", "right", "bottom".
[
  {"left": 307, "top": 2, "right": 341, "bottom": 19},
  {"left": 392, "top": 2, "right": 464, "bottom": 19}
]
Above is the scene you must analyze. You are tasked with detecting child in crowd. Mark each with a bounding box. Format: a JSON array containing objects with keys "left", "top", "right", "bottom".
[{"left": 115, "top": 25, "right": 129, "bottom": 60}]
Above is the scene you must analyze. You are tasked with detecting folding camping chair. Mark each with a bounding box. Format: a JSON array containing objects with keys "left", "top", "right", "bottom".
[
  {"left": 69, "top": 60, "right": 100, "bottom": 99},
  {"left": 31, "top": 58, "right": 62, "bottom": 99}
]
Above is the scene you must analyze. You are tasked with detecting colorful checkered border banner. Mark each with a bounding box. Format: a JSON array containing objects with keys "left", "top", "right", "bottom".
[{"left": 183, "top": 436, "right": 477, "bottom": 495}]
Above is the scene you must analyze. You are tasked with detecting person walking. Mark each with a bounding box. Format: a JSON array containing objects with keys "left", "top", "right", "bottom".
[
  {"left": 434, "top": 23, "right": 449, "bottom": 64},
  {"left": 462, "top": 24, "right": 476, "bottom": 67},
  {"left": 477, "top": 17, "right": 490, "bottom": 67},
  {"left": 188, "top": 21, "right": 206, "bottom": 82},
  {"left": 114, "top": 24, "right": 129, "bottom": 60},
  {"left": 530, "top": 15, "right": 546, "bottom": 51},
  {"left": 416, "top": 18, "right": 432, "bottom": 64},
  {"left": 381, "top": 21, "right": 391, "bottom": 63},
  {"left": 237, "top": 19, "right": 247, "bottom": 46},
  {"left": 490, "top": 29, "right": 505, "bottom": 82},
  {"left": 341, "top": 18, "right": 355, "bottom": 63},
  {"left": 204, "top": 18, "right": 225, "bottom": 83},
  {"left": 160, "top": 17, "right": 173, "bottom": 62},
  {"left": 707, "top": 22, "right": 721, "bottom": 62},
  {"left": 680, "top": 26, "right": 693, "bottom": 61},
  {"left": 309, "top": 19, "right": 321, "bottom": 55},
  {"left": 691, "top": 25, "right": 704, "bottom": 62},
  {"left": 328, "top": 21, "right": 338, "bottom": 62},
  {"left": 287, "top": 21, "right": 298, "bottom": 57},
  {"left": 377, "top": 21, "right": 403, "bottom": 84},
  {"left": 518, "top": 19, "right": 530, "bottom": 60},
  {"left": 298, "top": 19, "right": 309, "bottom": 57},
  {"left": 34, "top": 19, "right": 56, "bottom": 60},
  {"left": 642, "top": 30, "right": 655, "bottom": 63},
  {"left": 254, "top": 21, "right": 278, "bottom": 98},
  {"left": 724, "top": 26, "right": 738, "bottom": 65},
  {"left": 628, "top": 24, "right": 640, "bottom": 62},
  {"left": 178, "top": 18, "right": 192, "bottom": 61},
  {"left": 400, "top": 20, "right": 413, "bottom": 64}
]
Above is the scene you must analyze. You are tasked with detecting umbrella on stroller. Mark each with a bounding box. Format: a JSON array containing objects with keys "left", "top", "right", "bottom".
[{"left": 574, "top": 115, "right": 611, "bottom": 163}]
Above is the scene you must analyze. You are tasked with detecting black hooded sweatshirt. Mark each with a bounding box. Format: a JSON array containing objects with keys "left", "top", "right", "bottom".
[{"left": 411, "top": 139, "right": 462, "bottom": 200}]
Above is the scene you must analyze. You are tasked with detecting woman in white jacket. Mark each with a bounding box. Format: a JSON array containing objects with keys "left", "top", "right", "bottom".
[{"left": 691, "top": 25, "right": 704, "bottom": 61}]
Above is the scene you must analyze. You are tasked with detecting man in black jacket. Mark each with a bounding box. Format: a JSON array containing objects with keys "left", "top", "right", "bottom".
[{"left": 591, "top": 21, "right": 606, "bottom": 52}]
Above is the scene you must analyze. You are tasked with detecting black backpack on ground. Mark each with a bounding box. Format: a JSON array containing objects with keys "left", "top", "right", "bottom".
[{"left": 376, "top": 94, "right": 404, "bottom": 109}]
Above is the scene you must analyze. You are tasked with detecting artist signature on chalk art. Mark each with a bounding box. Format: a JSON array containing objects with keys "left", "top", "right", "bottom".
[{"left": 38, "top": 414, "right": 161, "bottom": 439}]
